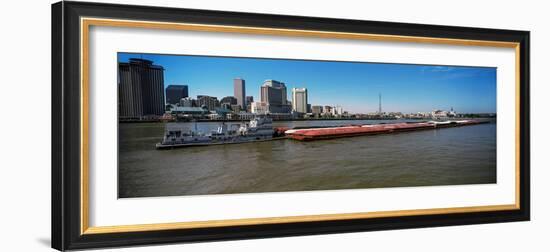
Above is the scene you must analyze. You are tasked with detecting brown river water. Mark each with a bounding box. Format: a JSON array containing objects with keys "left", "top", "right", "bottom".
[{"left": 118, "top": 119, "right": 496, "bottom": 198}]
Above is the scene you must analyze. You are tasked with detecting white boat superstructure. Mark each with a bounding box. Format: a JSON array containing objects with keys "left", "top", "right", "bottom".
[{"left": 156, "top": 117, "right": 274, "bottom": 149}]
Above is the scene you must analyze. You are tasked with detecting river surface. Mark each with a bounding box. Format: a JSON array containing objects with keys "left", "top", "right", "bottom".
[{"left": 118, "top": 119, "right": 496, "bottom": 198}]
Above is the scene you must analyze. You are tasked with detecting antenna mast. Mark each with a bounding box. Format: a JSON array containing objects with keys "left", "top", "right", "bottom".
[{"left": 378, "top": 93, "right": 382, "bottom": 115}]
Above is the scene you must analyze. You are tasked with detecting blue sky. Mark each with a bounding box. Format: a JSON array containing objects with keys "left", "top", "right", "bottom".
[{"left": 118, "top": 52, "right": 496, "bottom": 114}]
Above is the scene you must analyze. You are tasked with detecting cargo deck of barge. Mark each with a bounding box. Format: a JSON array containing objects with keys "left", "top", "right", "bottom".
[{"left": 284, "top": 120, "right": 487, "bottom": 141}]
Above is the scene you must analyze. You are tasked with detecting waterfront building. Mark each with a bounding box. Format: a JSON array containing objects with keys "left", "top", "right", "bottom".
[
  {"left": 311, "top": 105, "right": 323, "bottom": 115},
  {"left": 334, "top": 105, "right": 344, "bottom": 116},
  {"left": 251, "top": 101, "right": 269, "bottom": 114},
  {"left": 245, "top": 96, "right": 254, "bottom": 112},
  {"left": 197, "top": 95, "right": 219, "bottom": 111},
  {"left": 431, "top": 108, "right": 456, "bottom": 119},
  {"left": 169, "top": 106, "right": 208, "bottom": 119},
  {"left": 234, "top": 78, "right": 246, "bottom": 109},
  {"left": 165, "top": 85, "right": 188, "bottom": 105},
  {"left": 246, "top": 96, "right": 254, "bottom": 105},
  {"left": 269, "top": 113, "right": 293, "bottom": 120},
  {"left": 238, "top": 112, "right": 255, "bottom": 120},
  {"left": 118, "top": 58, "right": 165, "bottom": 119},
  {"left": 180, "top": 97, "right": 196, "bottom": 107},
  {"left": 213, "top": 108, "right": 232, "bottom": 119},
  {"left": 324, "top": 106, "right": 333, "bottom": 116},
  {"left": 260, "top": 80, "right": 291, "bottom": 113},
  {"left": 291, "top": 88, "right": 308, "bottom": 113},
  {"left": 449, "top": 107, "right": 457, "bottom": 117},
  {"left": 432, "top": 109, "right": 451, "bottom": 118},
  {"left": 220, "top": 103, "right": 231, "bottom": 110},
  {"left": 208, "top": 113, "right": 224, "bottom": 120},
  {"left": 231, "top": 104, "right": 241, "bottom": 113},
  {"left": 220, "top": 96, "right": 238, "bottom": 106}
]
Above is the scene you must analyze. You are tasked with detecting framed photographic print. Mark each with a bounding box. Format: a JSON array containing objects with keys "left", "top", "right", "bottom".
[{"left": 52, "top": 1, "right": 530, "bottom": 250}]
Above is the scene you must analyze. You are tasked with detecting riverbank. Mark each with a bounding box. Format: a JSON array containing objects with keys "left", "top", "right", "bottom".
[{"left": 119, "top": 117, "right": 495, "bottom": 123}]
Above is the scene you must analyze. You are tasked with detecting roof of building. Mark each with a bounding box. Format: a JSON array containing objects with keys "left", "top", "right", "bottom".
[
  {"left": 166, "top": 84, "right": 188, "bottom": 88},
  {"left": 214, "top": 108, "right": 232, "bottom": 114},
  {"left": 171, "top": 107, "right": 207, "bottom": 113}
]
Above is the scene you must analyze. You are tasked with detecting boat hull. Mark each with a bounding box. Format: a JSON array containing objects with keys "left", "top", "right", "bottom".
[{"left": 156, "top": 136, "right": 286, "bottom": 149}]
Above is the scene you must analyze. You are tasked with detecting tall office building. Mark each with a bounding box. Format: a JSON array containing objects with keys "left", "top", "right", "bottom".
[
  {"left": 165, "top": 85, "right": 188, "bottom": 105},
  {"left": 197, "top": 95, "right": 219, "bottom": 111},
  {"left": 260, "top": 80, "right": 291, "bottom": 113},
  {"left": 291, "top": 88, "right": 308, "bottom": 113},
  {"left": 245, "top": 96, "right": 254, "bottom": 112},
  {"left": 245, "top": 96, "right": 254, "bottom": 105},
  {"left": 233, "top": 78, "right": 246, "bottom": 109},
  {"left": 220, "top": 96, "right": 238, "bottom": 110},
  {"left": 118, "top": 58, "right": 165, "bottom": 119},
  {"left": 220, "top": 96, "right": 238, "bottom": 105}
]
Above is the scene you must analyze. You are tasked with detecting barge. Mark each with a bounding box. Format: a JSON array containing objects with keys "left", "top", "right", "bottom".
[
  {"left": 156, "top": 118, "right": 488, "bottom": 148},
  {"left": 284, "top": 120, "right": 487, "bottom": 141}
]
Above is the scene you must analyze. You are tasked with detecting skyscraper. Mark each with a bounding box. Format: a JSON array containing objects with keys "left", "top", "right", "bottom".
[
  {"left": 233, "top": 78, "right": 246, "bottom": 109},
  {"left": 118, "top": 58, "right": 165, "bottom": 119},
  {"left": 260, "top": 80, "right": 291, "bottom": 113},
  {"left": 245, "top": 96, "right": 254, "bottom": 105},
  {"left": 220, "top": 96, "right": 238, "bottom": 106},
  {"left": 245, "top": 96, "right": 254, "bottom": 112},
  {"left": 291, "top": 88, "right": 308, "bottom": 113},
  {"left": 165, "top": 85, "right": 188, "bottom": 105}
]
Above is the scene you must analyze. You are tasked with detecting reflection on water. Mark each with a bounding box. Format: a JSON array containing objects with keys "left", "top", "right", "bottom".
[{"left": 118, "top": 119, "right": 496, "bottom": 198}]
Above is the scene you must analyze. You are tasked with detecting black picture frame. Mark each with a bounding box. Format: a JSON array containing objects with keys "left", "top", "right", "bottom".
[{"left": 52, "top": 1, "right": 530, "bottom": 251}]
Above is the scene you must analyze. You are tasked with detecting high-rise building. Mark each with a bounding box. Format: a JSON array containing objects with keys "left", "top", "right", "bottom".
[
  {"left": 291, "top": 88, "right": 308, "bottom": 113},
  {"left": 165, "top": 85, "right": 188, "bottom": 105},
  {"left": 231, "top": 104, "right": 241, "bottom": 113},
  {"left": 220, "top": 96, "right": 238, "bottom": 106},
  {"left": 197, "top": 95, "right": 219, "bottom": 111},
  {"left": 220, "top": 96, "right": 237, "bottom": 110},
  {"left": 245, "top": 96, "right": 254, "bottom": 105},
  {"left": 118, "top": 58, "right": 165, "bottom": 119},
  {"left": 233, "top": 78, "right": 246, "bottom": 109},
  {"left": 260, "top": 80, "right": 291, "bottom": 113},
  {"left": 245, "top": 96, "right": 254, "bottom": 112}
]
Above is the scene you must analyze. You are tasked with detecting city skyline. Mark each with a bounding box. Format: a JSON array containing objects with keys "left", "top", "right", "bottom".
[{"left": 118, "top": 52, "right": 497, "bottom": 114}]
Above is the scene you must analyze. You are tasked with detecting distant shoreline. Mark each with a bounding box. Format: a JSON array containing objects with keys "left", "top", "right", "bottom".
[{"left": 119, "top": 117, "right": 496, "bottom": 124}]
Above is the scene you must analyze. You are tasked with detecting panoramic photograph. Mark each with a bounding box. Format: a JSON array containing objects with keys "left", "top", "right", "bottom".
[{"left": 117, "top": 52, "right": 497, "bottom": 198}]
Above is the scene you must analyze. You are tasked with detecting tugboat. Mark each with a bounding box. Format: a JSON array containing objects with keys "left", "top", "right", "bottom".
[{"left": 156, "top": 116, "right": 274, "bottom": 149}]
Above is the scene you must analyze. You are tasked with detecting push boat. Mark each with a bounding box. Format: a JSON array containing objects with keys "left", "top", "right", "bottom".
[{"left": 156, "top": 116, "right": 275, "bottom": 149}]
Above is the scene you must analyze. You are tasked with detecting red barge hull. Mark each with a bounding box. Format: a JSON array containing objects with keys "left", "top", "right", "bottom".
[{"left": 284, "top": 120, "right": 487, "bottom": 141}]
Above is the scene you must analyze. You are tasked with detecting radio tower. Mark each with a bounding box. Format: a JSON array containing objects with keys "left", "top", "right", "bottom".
[{"left": 378, "top": 93, "right": 382, "bottom": 115}]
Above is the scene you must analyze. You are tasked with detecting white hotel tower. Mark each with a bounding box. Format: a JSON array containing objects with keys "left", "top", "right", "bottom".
[{"left": 292, "top": 87, "right": 308, "bottom": 113}]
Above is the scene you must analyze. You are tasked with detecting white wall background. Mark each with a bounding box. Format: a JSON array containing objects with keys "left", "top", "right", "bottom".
[{"left": 0, "top": 0, "right": 547, "bottom": 251}]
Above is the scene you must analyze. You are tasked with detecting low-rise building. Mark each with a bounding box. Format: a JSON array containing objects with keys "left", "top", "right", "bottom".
[{"left": 251, "top": 102, "right": 269, "bottom": 114}]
